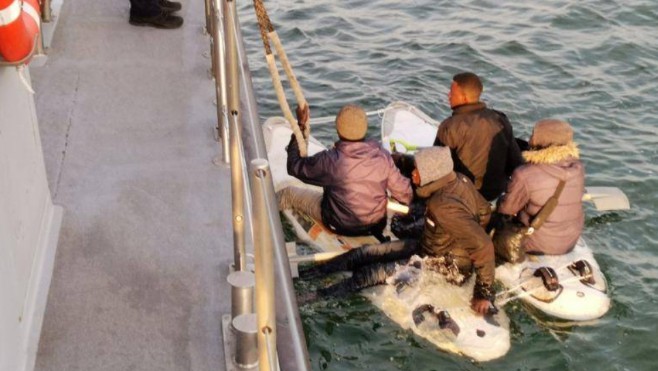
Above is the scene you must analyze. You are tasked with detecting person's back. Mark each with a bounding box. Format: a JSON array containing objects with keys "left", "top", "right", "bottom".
[
  {"left": 282, "top": 104, "right": 412, "bottom": 235},
  {"left": 413, "top": 148, "right": 495, "bottom": 306},
  {"left": 420, "top": 172, "right": 492, "bottom": 259},
  {"left": 498, "top": 119, "right": 585, "bottom": 255},
  {"left": 287, "top": 136, "right": 410, "bottom": 233},
  {"left": 434, "top": 72, "right": 523, "bottom": 201}
]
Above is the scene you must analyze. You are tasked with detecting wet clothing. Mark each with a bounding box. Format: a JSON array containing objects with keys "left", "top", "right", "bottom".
[
  {"left": 304, "top": 172, "right": 496, "bottom": 303},
  {"left": 305, "top": 240, "right": 421, "bottom": 297},
  {"left": 497, "top": 142, "right": 584, "bottom": 255},
  {"left": 287, "top": 136, "right": 412, "bottom": 234},
  {"left": 418, "top": 172, "right": 495, "bottom": 290},
  {"left": 434, "top": 102, "right": 523, "bottom": 201}
]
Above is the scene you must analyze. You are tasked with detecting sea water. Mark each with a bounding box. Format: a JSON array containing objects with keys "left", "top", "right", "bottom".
[{"left": 239, "top": 1, "right": 658, "bottom": 369}]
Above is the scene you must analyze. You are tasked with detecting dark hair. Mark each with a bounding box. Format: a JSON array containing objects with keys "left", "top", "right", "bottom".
[{"left": 453, "top": 72, "right": 483, "bottom": 99}]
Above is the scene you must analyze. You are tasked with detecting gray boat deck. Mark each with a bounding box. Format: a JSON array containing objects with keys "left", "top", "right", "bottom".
[{"left": 31, "top": 0, "right": 233, "bottom": 369}]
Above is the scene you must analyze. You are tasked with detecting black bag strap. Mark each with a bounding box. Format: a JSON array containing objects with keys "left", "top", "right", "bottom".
[{"left": 528, "top": 179, "right": 566, "bottom": 232}]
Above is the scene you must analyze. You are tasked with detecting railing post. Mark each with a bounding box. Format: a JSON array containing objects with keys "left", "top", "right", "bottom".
[
  {"left": 214, "top": 0, "right": 230, "bottom": 163},
  {"left": 203, "top": 0, "right": 213, "bottom": 35},
  {"left": 249, "top": 159, "right": 278, "bottom": 371},
  {"left": 225, "top": 0, "right": 240, "bottom": 113},
  {"left": 225, "top": 0, "right": 246, "bottom": 272},
  {"left": 41, "top": 0, "right": 52, "bottom": 23},
  {"left": 208, "top": 0, "right": 217, "bottom": 79}
]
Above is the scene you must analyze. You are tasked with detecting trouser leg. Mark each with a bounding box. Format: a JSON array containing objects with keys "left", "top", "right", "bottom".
[
  {"left": 277, "top": 186, "right": 323, "bottom": 222},
  {"left": 129, "top": 0, "right": 161, "bottom": 16},
  {"left": 302, "top": 240, "right": 419, "bottom": 278},
  {"left": 318, "top": 261, "right": 401, "bottom": 297}
]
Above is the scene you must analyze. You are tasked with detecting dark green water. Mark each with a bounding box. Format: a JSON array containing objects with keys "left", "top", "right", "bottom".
[{"left": 239, "top": 1, "right": 658, "bottom": 369}]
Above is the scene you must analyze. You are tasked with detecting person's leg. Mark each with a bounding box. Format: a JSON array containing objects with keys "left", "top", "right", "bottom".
[
  {"left": 158, "top": 0, "right": 182, "bottom": 12},
  {"left": 129, "top": 0, "right": 184, "bottom": 29},
  {"left": 129, "top": 0, "right": 160, "bottom": 17},
  {"left": 318, "top": 261, "right": 401, "bottom": 297},
  {"left": 300, "top": 240, "right": 419, "bottom": 278},
  {"left": 277, "top": 186, "right": 322, "bottom": 222}
]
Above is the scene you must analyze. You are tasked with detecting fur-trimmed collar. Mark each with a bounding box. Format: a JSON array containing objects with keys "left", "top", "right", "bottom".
[{"left": 523, "top": 142, "right": 579, "bottom": 165}]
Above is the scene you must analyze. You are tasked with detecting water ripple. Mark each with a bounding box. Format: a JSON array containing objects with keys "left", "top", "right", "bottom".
[{"left": 239, "top": 1, "right": 658, "bottom": 369}]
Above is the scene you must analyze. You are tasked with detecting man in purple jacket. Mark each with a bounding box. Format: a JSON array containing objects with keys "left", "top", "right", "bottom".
[{"left": 278, "top": 104, "right": 412, "bottom": 240}]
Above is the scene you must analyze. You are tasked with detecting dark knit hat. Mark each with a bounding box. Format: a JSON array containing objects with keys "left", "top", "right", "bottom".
[
  {"left": 414, "top": 147, "right": 453, "bottom": 186},
  {"left": 529, "top": 119, "right": 574, "bottom": 148},
  {"left": 336, "top": 104, "right": 368, "bottom": 141}
]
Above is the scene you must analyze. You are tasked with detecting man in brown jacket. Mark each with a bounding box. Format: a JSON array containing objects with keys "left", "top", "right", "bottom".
[
  {"left": 434, "top": 72, "right": 524, "bottom": 201},
  {"left": 495, "top": 119, "right": 585, "bottom": 256},
  {"left": 301, "top": 147, "right": 496, "bottom": 315}
]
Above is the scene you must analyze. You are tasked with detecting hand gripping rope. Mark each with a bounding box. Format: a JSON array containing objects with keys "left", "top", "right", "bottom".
[{"left": 252, "top": 0, "right": 309, "bottom": 156}]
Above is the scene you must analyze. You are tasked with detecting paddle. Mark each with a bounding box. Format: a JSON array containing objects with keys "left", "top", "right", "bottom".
[{"left": 583, "top": 187, "right": 630, "bottom": 211}]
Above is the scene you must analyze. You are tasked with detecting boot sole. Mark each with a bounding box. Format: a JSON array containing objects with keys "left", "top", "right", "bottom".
[{"left": 129, "top": 19, "right": 184, "bottom": 29}]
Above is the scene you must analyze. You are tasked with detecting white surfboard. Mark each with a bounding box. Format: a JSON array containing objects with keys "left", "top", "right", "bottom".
[
  {"left": 364, "top": 256, "right": 510, "bottom": 362},
  {"left": 264, "top": 116, "right": 510, "bottom": 361},
  {"left": 495, "top": 238, "right": 610, "bottom": 321},
  {"left": 379, "top": 101, "right": 612, "bottom": 322}
]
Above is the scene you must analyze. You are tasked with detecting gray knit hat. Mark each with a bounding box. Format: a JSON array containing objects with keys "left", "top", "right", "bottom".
[
  {"left": 414, "top": 147, "right": 453, "bottom": 186},
  {"left": 529, "top": 119, "right": 574, "bottom": 148},
  {"left": 335, "top": 104, "right": 368, "bottom": 141}
]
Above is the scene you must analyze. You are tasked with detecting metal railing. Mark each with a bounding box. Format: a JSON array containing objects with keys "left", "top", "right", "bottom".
[
  {"left": 41, "top": 0, "right": 53, "bottom": 23},
  {"left": 208, "top": 1, "right": 311, "bottom": 370}
]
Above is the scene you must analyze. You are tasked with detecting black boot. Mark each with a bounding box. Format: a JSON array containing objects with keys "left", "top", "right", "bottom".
[
  {"left": 129, "top": 11, "right": 184, "bottom": 29},
  {"left": 159, "top": 0, "right": 182, "bottom": 12}
]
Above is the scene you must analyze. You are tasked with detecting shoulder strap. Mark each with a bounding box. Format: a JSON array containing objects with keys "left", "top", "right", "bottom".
[{"left": 528, "top": 179, "right": 566, "bottom": 231}]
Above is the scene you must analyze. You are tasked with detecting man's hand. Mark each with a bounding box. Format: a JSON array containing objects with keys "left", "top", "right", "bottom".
[
  {"left": 296, "top": 104, "right": 310, "bottom": 133},
  {"left": 471, "top": 298, "right": 492, "bottom": 315}
]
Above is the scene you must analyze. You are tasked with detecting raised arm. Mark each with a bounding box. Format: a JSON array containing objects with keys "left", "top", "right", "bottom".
[
  {"left": 286, "top": 136, "right": 333, "bottom": 186},
  {"left": 435, "top": 207, "right": 495, "bottom": 314}
]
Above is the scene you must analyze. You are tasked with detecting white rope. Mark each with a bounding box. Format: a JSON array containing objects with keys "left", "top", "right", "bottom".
[{"left": 308, "top": 107, "right": 391, "bottom": 125}]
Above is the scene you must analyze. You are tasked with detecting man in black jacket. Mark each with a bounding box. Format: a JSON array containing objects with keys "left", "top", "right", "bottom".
[{"left": 434, "top": 72, "right": 523, "bottom": 201}]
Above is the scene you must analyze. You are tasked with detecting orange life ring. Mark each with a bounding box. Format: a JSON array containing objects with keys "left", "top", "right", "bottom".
[{"left": 0, "top": 0, "right": 41, "bottom": 63}]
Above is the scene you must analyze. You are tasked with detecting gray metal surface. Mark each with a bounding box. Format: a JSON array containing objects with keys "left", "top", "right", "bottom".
[
  {"left": 228, "top": 270, "right": 255, "bottom": 319},
  {"left": 30, "top": 0, "right": 232, "bottom": 369},
  {"left": 222, "top": 314, "right": 258, "bottom": 371}
]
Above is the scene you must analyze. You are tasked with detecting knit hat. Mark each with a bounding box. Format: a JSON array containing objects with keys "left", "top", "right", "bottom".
[
  {"left": 335, "top": 104, "right": 368, "bottom": 141},
  {"left": 529, "top": 119, "right": 574, "bottom": 148},
  {"left": 414, "top": 147, "right": 453, "bottom": 186}
]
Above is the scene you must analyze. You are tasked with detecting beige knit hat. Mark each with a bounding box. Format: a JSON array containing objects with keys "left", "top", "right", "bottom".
[
  {"left": 414, "top": 147, "right": 453, "bottom": 186},
  {"left": 335, "top": 104, "right": 368, "bottom": 141},
  {"left": 529, "top": 119, "right": 574, "bottom": 148}
]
